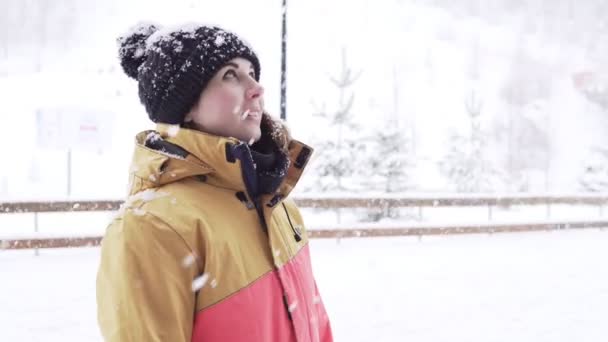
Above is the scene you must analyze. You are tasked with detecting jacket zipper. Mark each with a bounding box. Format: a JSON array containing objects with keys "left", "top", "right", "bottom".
[
  {"left": 235, "top": 191, "right": 269, "bottom": 234},
  {"left": 254, "top": 197, "right": 269, "bottom": 234}
]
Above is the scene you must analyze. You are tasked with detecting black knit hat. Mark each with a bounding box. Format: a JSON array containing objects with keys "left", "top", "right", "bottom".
[{"left": 117, "top": 22, "right": 261, "bottom": 124}]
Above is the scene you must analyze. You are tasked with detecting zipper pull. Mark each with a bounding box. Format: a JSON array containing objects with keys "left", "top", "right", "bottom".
[
  {"left": 282, "top": 203, "right": 303, "bottom": 242},
  {"left": 293, "top": 227, "right": 302, "bottom": 242}
]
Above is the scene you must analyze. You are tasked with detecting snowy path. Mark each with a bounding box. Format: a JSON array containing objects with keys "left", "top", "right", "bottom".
[{"left": 1, "top": 230, "right": 607, "bottom": 341}]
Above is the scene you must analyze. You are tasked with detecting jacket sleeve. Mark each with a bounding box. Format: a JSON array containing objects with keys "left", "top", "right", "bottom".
[{"left": 96, "top": 211, "right": 200, "bottom": 342}]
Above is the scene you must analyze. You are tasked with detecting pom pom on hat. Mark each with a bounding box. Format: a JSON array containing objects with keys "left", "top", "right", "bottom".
[{"left": 117, "top": 22, "right": 160, "bottom": 80}]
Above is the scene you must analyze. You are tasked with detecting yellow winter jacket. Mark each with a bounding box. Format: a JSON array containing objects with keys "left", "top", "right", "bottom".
[{"left": 96, "top": 119, "right": 333, "bottom": 342}]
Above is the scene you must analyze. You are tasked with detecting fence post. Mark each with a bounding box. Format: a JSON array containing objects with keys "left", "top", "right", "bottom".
[
  {"left": 34, "top": 212, "right": 39, "bottom": 256},
  {"left": 600, "top": 205, "right": 605, "bottom": 231},
  {"left": 488, "top": 205, "right": 493, "bottom": 221}
]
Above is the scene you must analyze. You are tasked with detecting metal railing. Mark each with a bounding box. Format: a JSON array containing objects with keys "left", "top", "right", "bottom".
[{"left": 2, "top": 194, "right": 608, "bottom": 250}]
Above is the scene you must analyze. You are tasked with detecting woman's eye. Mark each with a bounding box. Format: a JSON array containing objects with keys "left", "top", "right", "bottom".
[{"left": 223, "top": 70, "right": 238, "bottom": 80}]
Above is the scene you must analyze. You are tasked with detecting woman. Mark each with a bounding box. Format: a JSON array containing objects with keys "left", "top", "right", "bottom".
[{"left": 96, "top": 22, "right": 333, "bottom": 342}]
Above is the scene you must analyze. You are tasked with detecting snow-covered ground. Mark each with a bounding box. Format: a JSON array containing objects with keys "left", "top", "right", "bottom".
[{"left": 1, "top": 229, "right": 607, "bottom": 342}]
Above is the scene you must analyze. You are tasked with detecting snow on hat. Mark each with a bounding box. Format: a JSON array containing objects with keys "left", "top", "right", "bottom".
[{"left": 117, "top": 22, "right": 261, "bottom": 124}]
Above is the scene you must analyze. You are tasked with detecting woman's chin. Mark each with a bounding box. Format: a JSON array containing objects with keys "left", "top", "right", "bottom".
[{"left": 237, "top": 129, "right": 261, "bottom": 144}]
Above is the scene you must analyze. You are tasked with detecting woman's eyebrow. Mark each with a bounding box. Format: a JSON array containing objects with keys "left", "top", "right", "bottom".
[{"left": 224, "top": 62, "right": 255, "bottom": 73}]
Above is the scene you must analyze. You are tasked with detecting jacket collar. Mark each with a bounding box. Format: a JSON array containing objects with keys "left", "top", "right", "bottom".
[{"left": 143, "top": 123, "right": 314, "bottom": 202}]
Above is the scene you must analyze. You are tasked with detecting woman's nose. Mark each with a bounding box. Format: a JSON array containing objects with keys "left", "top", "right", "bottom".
[{"left": 246, "top": 81, "right": 264, "bottom": 100}]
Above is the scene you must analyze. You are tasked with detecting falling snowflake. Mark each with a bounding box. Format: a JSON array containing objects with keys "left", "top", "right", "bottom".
[
  {"left": 182, "top": 254, "right": 196, "bottom": 267},
  {"left": 192, "top": 273, "right": 210, "bottom": 292},
  {"left": 133, "top": 47, "right": 145, "bottom": 58},
  {"left": 113, "top": 189, "right": 169, "bottom": 219},
  {"left": 214, "top": 34, "right": 226, "bottom": 47},
  {"left": 139, "top": 189, "right": 167, "bottom": 202},
  {"left": 132, "top": 208, "right": 146, "bottom": 216},
  {"left": 167, "top": 125, "right": 180, "bottom": 137},
  {"left": 288, "top": 300, "right": 298, "bottom": 312}
]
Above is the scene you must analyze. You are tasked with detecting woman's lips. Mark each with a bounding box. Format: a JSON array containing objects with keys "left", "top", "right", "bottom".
[{"left": 240, "top": 109, "right": 262, "bottom": 120}]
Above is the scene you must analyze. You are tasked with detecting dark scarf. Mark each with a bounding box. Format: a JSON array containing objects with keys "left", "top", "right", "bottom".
[
  {"left": 250, "top": 136, "right": 290, "bottom": 197},
  {"left": 178, "top": 114, "right": 292, "bottom": 199}
]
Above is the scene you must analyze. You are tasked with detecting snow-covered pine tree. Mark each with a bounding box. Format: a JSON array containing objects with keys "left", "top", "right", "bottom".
[
  {"left": 357, "top": 113, "right": 415, "bottom": 221},
  {"left": 307, "top": 48, "right": 364, "bottom": 193},
  {"left": 368, "top": 122, "right": 415, "bottom": 193},
  {"left": 440, "top": 91, "right": 502, "bottom": 192}
]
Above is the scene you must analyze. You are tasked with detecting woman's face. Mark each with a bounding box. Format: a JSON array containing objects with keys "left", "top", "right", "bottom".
[{"left": 185, "top": 57, "right": 264, "bottom": 143}]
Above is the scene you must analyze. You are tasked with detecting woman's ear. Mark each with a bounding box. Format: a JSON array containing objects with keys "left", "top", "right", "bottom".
[
  {"left": 185, "top": 99, "right": 201, "bottom": 123},
  {"left": 184, "top": 111, "right": 193, "bottom": 123}
]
